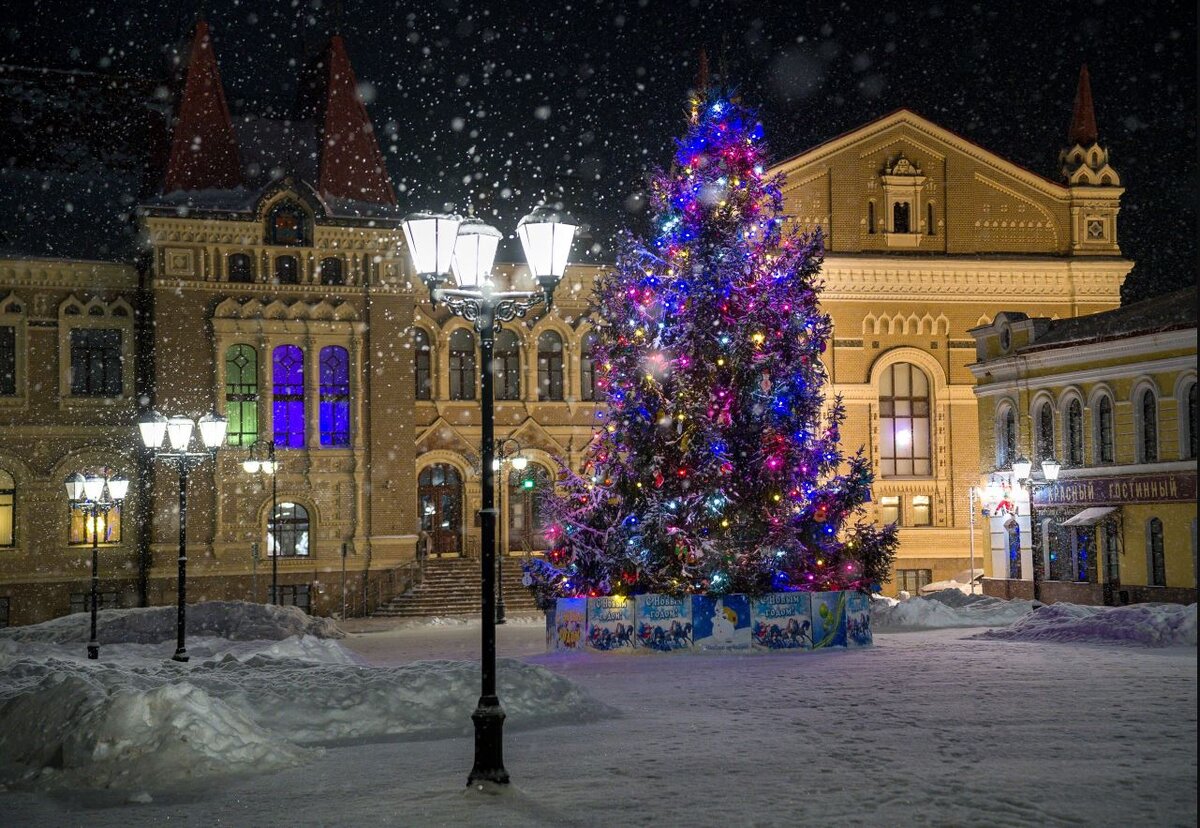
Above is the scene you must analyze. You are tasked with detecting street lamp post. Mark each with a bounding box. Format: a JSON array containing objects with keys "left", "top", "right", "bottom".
[
  {"left": 241, "top": 441, "right": 279, "bottom": 603},
  {"left": 402, "top": 206, "right": 576, "bottom": 787},
  {"left": 1013, "top": 455, "right": 1061, "bottom": 603},
  {"left": 138, "top": 409, "right": 227, "bottom": 662},
  {"left": 65, "top": 471, "right": 129, "bottom": 659},
  {"left": 492, "top": 438, "right": 528, "bottom": 625}
]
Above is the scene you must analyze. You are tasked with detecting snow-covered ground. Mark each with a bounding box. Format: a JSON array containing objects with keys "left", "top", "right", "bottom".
[
  {"left": 1, "top": 600, "right": 1195, "bottom": 826},
  {"left": 871, "top": 588, "right": 1040, "bottom": 630}
]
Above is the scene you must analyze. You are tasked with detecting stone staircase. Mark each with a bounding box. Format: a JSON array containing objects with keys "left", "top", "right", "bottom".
[{"left": 372, "top": 556, "right": 542, "bottom": 618}]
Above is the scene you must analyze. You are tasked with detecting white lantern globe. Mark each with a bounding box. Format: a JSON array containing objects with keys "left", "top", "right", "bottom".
[
  {"left": 1041, "top": 457, "right": 1062, "bottom": 482},
  {"left": 198, "top": 412, "right": 228, "bottom": 450},
  {"left": 107, "top": 474, "right": 130, "bottom": 502},
  {"left": 166, "top": 416, "right": 195, "bottom": 452},
  {"left": 83, "top": 473, "right": 106, "bottom": 502},
  {"left": 1012, "top": 456, "right": 1033, "bottom": 482},
  {"left": 402, "top": 212, "right": 462, "bottom": 277},
  {"left": 64, "top": 472, "right": 86, "bottom": 502},
  {"left": 451, "top": 218, "right": 502, "bottom": 288},
  {"left": 137, "top": 409, "right": 168, "bottom": 449},
  {"left": 517, "top": 206, "right": 577, "bottom": 281}
]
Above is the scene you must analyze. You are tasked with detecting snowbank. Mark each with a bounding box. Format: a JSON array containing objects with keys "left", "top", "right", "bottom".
[
  {"left": 0, "top": 601, "right": 343, "bottom": 646},
  {"left": 0, "top": 649, "right": 605, "bottom": 791},
  {"left": 975, "top": 602, "right": 1197, "bottom": 647},
  {"left": 871, "top": 590, "right": 1038, "bottom": 630}
]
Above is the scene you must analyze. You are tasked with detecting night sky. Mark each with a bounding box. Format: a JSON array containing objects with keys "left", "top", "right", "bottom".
[{"left": 2, "top": 0, "right": 1195, "bottom": 302}]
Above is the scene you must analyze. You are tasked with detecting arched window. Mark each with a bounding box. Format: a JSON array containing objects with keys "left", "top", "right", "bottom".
[
  {"left": 0, "top": 468, "right": 13, "bottom": 547},
  {"left": 274, "top": 255, "right": 299, "bottom": 285},
  {"left": 580, "top": 332, "right": 598, "bottom": 401},
  {"left": 1147, "top": 517, "right": 1165, "bottom": 587},
  {"left": 1035, "top": 401, "right": 1055, "bottom": 463},
  {"left": 537, "top": 331, "right": 564, "bottom": 401},
  {"left": 1184, "top": 382, "right": 1197, "bottom": 460},
  {"left": 318, "top": 257, "right": 344, "bottom": 287},
  {"left": 419, "top": 464, "right": 462, "bottom": 556},
  {"left": 1140, "top": 389, "right": 1158, "bottom": 463},
  {"left": 224, "top": 344, "right": 258, "bottom": 447},
  {"left": 1066, "top": 399, "right": 1084, "bottom": 466},
  {"left": 413, "top": 329, "right": 431, "bottom": 401},
  {"left": 268, "top": 502, "right": 309, "bottom": 557},
  {"left": 1103, "top": 521, "right": 1120, "bottom": 586},
  {"left": 867, "top": 202, "right": 876, "bottom": 235},
  {"left": 997, "top": 405, "right": 1017, "bottom": 469},
  {"left": 1096, "top": 395, "right": 1115, "bottom": 464},
  {"left": 879, "top": 362, "right": 932, "bottom": 477},
  {"left": 509, "top": 464, "right": 552, "bottom": 552},
  {"left": 448, "top": 329, "right": 476, "bottom": 400},
  {"left": 266, "top": 202, "right": 308, "bottom": 246},
  {"left": 494, "top": 330, "right": 521, "bottom": 401},
  {"left": 272, "top": 345, "right": 305, "bottom": 448},
  {"left": 892, "top": 201, "right": 910, "bottom": 233},
  {"left": 926, "top": 202, "right": 935, "bottom": 236},
  {"left": 228, "top": 253, "right": 254, "bottom": 283},
  {"left": 319, "top": 346, "right": 350, "bottom": 447}
]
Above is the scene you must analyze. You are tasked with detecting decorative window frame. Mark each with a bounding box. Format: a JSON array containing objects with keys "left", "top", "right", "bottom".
[
  {"left": 868, "top": 347, "right": 946, "bottom": 480},
  {"left": 0, "top": 293, "right": 28, "bottom": 407},
  {"left": 1058, "top": 387, "right": 1086, "bottom": 468},
  {"left": 57, "top": 295, "right": 135, "bottom": 408},
  {"left": 1174, "top": 372, "right": 1197, "bottom": 461},
  {"left": 1029, "top": 391, "right": 1058, "bottom": 464},
  {"left": 1130, "top": 378, "right": 1160, "bottom": 464},
  {"left": 1087, "top": 384, "right": 1117, "bottom": 466},
  {"left": 994, "top": 398, "right": 1019, "bottom": 471}
]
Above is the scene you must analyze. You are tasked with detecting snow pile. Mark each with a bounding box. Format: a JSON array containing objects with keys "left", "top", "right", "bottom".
[
  {"left": 976, "top": 602, "right": 1197, "bottom": 647},
  {"left": 0, "top": 601, "right": 344, "bottom": 646},
  {"left": 871, "top": 590, "right": 1037, "bottom": 630},
  {"left": 0, "top": 602, "right": 605, "bottom": 791}
]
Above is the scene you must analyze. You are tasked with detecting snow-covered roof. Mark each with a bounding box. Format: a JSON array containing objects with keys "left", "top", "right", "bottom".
[{"left": 1019, "top": 285, "right": 1197, "bottom": 352}]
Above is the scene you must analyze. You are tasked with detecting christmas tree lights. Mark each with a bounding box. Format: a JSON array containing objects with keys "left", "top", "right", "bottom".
[{"left": 525, "top": 93, "right": 898, "bottom": 607}]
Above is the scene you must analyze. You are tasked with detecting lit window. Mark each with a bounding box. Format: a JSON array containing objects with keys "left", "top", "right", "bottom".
[
  {"left": 879, "top": 363, "right": 931, "bottom": 476},
  {"left": 273, "top": 345, "right": 305, "bottom": 449},
  {"left": 0, "top": 469, "right": 13, "bottom": 547},
  {"left": 319, "top": 346, "right": 350, "bottom": 447},
  {"left": 911, "top": 495, "right": 932, "bottom": 527},
  {"left": 419, "top": 464, "right": 462, "bottom": 556},
  {"left": 880, "top": 495, "right": 900, "bottom": 526},
  {"left": 224, "top": 345, "right": 258, "bottom": 447},
  {"left": 68, "top": 503, "right": 122, "bottom": 545},
  {"left": 268, "top": 502, "right": 310, "bottom": 557}
]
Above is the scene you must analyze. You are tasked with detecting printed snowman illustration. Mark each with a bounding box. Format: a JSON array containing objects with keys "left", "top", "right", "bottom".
[{"left": 710, "top": 599, "right": 736, "bottom": 644}]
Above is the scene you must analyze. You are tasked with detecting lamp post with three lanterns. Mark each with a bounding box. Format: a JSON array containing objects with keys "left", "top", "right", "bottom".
[
  {"left": 1012, "top": 454, "right": 1062, "bottom": 602},
  {"left": 402, "top": 205, "right": 576, "bottom": 787},
  {"left": 137, "top": 410, "right": 227, "bottom": 662},
  {"left": 64, "top": 470, "right": 129, "bottom": 659}
]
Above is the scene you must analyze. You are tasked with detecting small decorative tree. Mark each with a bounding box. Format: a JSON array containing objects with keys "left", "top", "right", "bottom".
[{"left": 526, "top": 93, "right": 897, "bottom": 607}]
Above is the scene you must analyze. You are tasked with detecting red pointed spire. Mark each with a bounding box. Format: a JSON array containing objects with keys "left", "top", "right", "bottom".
[
  {"left": 1068, "top": 64, "right": 1098, "bottom": 147},
  {"left": 163, "top": 20, "right": 242, "bottom": 193},
  {"left": 314, "top": 35, "right": 396, "bottom": 205}
]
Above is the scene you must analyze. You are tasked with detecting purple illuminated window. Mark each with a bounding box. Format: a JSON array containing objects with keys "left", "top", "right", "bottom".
[
  {"left": 273, "top": 345, "right": 305, "bottom": 448},
  {"left": 319, "top": 346, "right": 350, "bottom": 447}
]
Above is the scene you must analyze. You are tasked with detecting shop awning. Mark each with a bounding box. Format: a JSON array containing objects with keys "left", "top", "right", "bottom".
[{"left": 1061, "top": 506, "right": 1118, "bottom": 527}]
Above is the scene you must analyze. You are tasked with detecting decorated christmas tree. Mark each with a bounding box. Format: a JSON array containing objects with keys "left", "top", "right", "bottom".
[{"left": 525, "top": 93, "right": 897, "bottom": 607}]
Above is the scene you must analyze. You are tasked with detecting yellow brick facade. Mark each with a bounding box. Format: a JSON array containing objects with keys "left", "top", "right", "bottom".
[
  {"left": 0, "top": 109, "right": 1134, "bottom": 623},
  {"left": 970, "top": 293, "right": 1197, "bottom": 605}
]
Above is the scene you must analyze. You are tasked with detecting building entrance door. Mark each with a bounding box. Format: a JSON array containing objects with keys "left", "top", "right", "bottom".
[{"left": 419, "top": 464, "right": 463, "bottom": 557}]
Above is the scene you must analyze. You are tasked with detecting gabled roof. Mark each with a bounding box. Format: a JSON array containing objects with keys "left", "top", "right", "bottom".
[
  {"left": 163, "top": 20, "right": 242, "bottom": 193},
  {"left": 770, "top": 108, "right": 1069, "bottom": 198},
  {"left": 310, "top": 36, "right": 396, "bottom": 206}
]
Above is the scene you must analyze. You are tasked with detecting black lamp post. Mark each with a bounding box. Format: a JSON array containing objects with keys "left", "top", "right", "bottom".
[
  {"left": 64, "top": 470, "right": 128, "bottom": 659},
  {"left": 402, "top": 206, "right": 576, "bottom": 787},
  {"left": 492, "top": 437, "right": 528, "bottom": 625},
  {"left": 138, "top": 409, "right": 227, "bottom": 662},
  {"left": 241, "top": 441, "right": 279, "bottom": 603},
  {"left": 1013, "top": 454, "right": 1062, "bottom": 602}
]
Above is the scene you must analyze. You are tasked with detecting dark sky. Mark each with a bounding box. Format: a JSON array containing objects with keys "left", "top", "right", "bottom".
[{"left": 2, "top": 0, "right": 1195, "bottom": 302}]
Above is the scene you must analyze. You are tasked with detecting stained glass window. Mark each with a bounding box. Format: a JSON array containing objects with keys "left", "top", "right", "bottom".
[
  {"left": 224, "top": 345, "right": 258, "bottom": 446},
  {"left": 273, "top": 345, "right": 305, "bottom": 448},
  {"left": 319, "top": 346, "right": 350, "bottom": 447}
]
